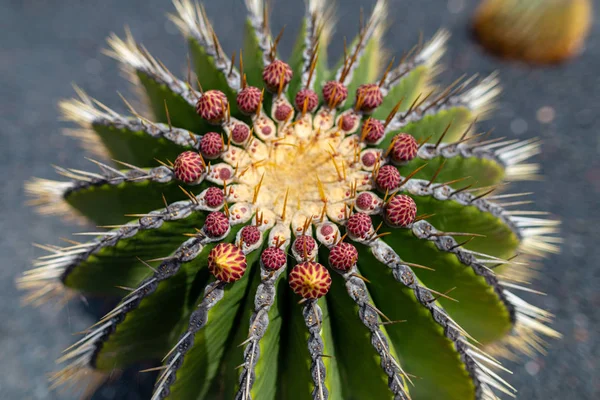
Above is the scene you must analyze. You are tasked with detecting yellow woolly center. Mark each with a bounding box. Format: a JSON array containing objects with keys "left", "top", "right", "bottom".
[
  {"left": 259, "top": 136, "right": 353, "bottom": 221},
  {"left": 233, "top": 114, "right": 369, "bottom": 225}
]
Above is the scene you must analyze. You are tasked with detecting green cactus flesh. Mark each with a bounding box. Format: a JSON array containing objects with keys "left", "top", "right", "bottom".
[{"left": 21, "top": 0, "right": 562, "bottom": 399}]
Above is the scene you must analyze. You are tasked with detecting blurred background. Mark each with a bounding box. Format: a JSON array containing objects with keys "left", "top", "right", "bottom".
[{"left": 0, "top": 0, "right": 598, "bottom": 398}]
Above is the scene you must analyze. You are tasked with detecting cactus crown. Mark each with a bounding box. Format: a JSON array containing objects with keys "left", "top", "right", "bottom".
[{"left": 20, "top": 1, "right": 561, "bottom": 399}]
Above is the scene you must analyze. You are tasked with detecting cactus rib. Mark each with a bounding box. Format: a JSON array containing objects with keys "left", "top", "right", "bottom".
[
  {"left": 106, "top": 32, "right": 200, "bottom": 107},
  {"left": 154, "top": 222, "right": 263, "bottom": 399},
  {"left": 298, "top": 0, "right": 335, "bottom": 91},
  {"left": 170, "top": 0, "right": 242, "bottom": 93},
  {"left": 334, "top": 262, "right": 411, "bottom": 399},
  {"left": 244, "top": 0, "right": 273, "bottom": 67},
  {"left": 368, "top": 238, "right": 515, "bottom": 399},
  {"left": 55, "top": 236, "right": 206, "bottom": 386},
  {"left": 385, "top": 74, "right": 500, "bottom": 134},
  {"left": 18, "top": 188, "right": 221, "bottom": 302},
  {"left": 333, "top": 0, "right": 388, "bottom": 86},
  {"left": 380, "top": 30, "right": 450, "bottom": 97},
  {"left": 60, "top": 89, "right": 199, "bottom": 159},
  {"left": 414, "top": 137, "right": 542, "bottom": 182},
  {"left": 235, "top": 243, "right": 288, "bottom": 399},
  {"left": 301, "top": 300, "right": 330, "bottom": 400},
  {"left": 316, "top": 221, "right": 411, "bottom": 399}
]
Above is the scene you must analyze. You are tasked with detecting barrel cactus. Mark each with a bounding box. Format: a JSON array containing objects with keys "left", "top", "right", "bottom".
[
  {"left": 21, "top": 0, "right": 561, "bottom": 399},
  {"left": 473, "top": 0, "right": 593, "bottom": 63}
]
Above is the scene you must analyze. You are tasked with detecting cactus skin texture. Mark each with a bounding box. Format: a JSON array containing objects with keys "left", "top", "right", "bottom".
[
  {"left": 473, "top": 0, "right": 593, "bottom": 64},
  {"left": 20, "top": 1, "right": 563, "bottom": 399}
]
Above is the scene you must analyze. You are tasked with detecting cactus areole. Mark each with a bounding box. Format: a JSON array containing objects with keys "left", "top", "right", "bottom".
[{"left": 21, "top": 1, "right": 561, "bottom": 399}]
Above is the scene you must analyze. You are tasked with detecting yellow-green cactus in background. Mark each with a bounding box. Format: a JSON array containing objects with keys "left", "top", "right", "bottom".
[{"left": 473, "top": 0, "right": 593, "bottom": 63}]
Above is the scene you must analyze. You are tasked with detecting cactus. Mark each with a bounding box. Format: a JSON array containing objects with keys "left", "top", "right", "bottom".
[
  {"left": 473, "top": 0, "right": 593, "bottom": 63},
  {"left": 20, "top": 1, "right": 562, "bottom": 399}
]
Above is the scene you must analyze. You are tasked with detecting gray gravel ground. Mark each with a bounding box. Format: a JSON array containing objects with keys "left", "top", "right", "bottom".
[{"left": 1, "top": 0, "right": 598, "bottom": 399}]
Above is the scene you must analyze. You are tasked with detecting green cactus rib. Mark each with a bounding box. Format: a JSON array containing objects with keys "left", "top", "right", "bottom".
[
  {"left": 64, "top": 210, "right": 207, "bottom": 296},
  {"left": 359, "top": 238, "right": 506, "bottom": 399},
  {"left": 54, "top": 235, "right": 206, "bottom": 383},
  {"left": 325, "top": 269, "right": 409, "bottom": 400},
  {"left": 19, "top": 189, "right": 222, "bottom": 303},
  {"left": 399, "top": 138, "right": 541, "bottom": 189},
  {"left": 243, "top": 275, "right": 285, "bottom": 399},
  {"left": 153, "top": 232, "right": 261, "bottom": 399},
  {"left": 170, "top": 0, "right": 242, "bottom": 91},
  {"left": 55, "top": 219, "right": 246, "bottom": 387},
  {"left": 393, "top": 177, "right": 521, "bottom": 258},
  {"left": 378, "top": 74, "right": 500, "bottom": 147},
  {"left": 357, "top": 247, "right": 477, "bottom": 399},
  {"left": 240, "top": 0, "right": 273, "bottom": 88},
  {"left": 284, "top": 300, "right": 338, "bottom": 400},
  {"left": 276, "top": 290, "right": 345, "bottom": 400},
  {"left": 308, "top": 297, "right": 344, "bottom": 400},
  {"left": 61, "top": 165, "right": 199, "bottom": 226},
  {"left": 92, "top": 236, "right": 210, "bottom": 369},
  {"left": 217, "top": 245, "right": 287, "bottom": 400},
  {"left": 26, "top": 157, "right": 214, "bottom": 225},
  {"left": 105, "top": 32, "right": 210, "bottom": 134},
  {"left": 383, "top": 219, "right": 514, "bottom": 343},
  {"left": 275, "top": 235, "right": 344, "bottom": 400},
  {"left": 316, "top": 221, "right": 411, "bottom": 399},
  {"left": 59, "top": 89, "right": 199, "bottom": 165},
  {"left": 374, "top": 30, "right": 449, "bottom": 118},
  {"left": 319, "top": 238, "right": 411, "bottom": 399},
  {"left": 20, "top": 0, "right": 564, "bottom": 399},
  {"left": 332, "top": 0, "right": 387, "bottom": 106},
  {"left": 233, "top": 244, "right": 288, "bottom": 399},
  {"left": 169, "top": 0, "right": 244, "bottom": 117},
  {"left": 287, "top": 0, "right": 332, "bottom": 102}
]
